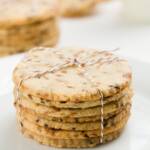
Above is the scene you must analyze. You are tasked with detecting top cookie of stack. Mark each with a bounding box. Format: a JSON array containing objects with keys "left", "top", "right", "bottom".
[
  {"left": 0, "top": 0, "right": 59, "bottom": 56},
  {"left": 13, "top": 47, "right": 133, "bottom": 148}
]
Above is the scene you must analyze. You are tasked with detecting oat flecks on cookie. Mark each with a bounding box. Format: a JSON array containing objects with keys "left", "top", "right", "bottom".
[
  {"left": 13, "top": 47, "right": 133, "bottom": 148},
  {"left": 0, "top": 0, "right": 59, "bottom": 56}
]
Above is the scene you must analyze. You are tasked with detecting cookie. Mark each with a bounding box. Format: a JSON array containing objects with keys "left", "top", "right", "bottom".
[
  {"left": 21, "top": 127, "right": 123, "bottom": 148},
  {"left": 13, "top": 47, "right": 132, "bottom": 102},
  {"left": 16, "top": 103, "right": 131, "bottom": 123},
  {"left": 0, "top": 0, "right": 59, "bottom": 56},
  {"left": 15, "top": 86, "right": 132, "bottom": 109},
  {"left": 59, "top": 0, "right": 97, "bottom": 17},
  {"left": 13, "top": 47, "right": 133, "bottom": 148},
  {"left": 17, "top": 104, "right": 130, "bottom": 131},
  {"left": 15, "top": 94, "right": 131, "bottom": 118},
  {"left": 17, "top": 114, "right": 129, "bottom": 139}
]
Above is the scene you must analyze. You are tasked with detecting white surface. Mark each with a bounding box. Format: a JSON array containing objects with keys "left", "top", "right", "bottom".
[
  {"left": 0, "top": 1, "right": 150, "bottom": 149},
  {"left": 0, "top": 58, "right": 150, "bottom": 150},
  {"left": 122, "top": 0, "right": 150, "bottom": 23}
]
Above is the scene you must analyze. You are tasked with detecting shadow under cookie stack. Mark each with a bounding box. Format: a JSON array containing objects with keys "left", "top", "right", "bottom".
[{"left": 13, "top": 47, "right": 133, "bottom": 148}]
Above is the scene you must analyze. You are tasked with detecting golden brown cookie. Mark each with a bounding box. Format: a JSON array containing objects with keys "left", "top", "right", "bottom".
[
  {"left": 13, "top": 47, "right": 132, "bottom": 102},
  {"left": 17, "top": 104, "right": 130, "bottom": 131},
  {"left": 0, "top": 0, "right": 59, "bottom": 56},
  {"left": 13, "top": 47, "right": 133, "bottom": 148},
  {"left": 21, "top": 127, "right": 123, "bottom": 148},
  {"left": 14, "top": 86, "right": 132, "bottom": 108},
  {"left": 17, "top": 114, "right": 129, "bottom": 139}
]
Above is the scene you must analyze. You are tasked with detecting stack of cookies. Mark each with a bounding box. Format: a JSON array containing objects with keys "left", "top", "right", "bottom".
[
  {"left": 59, "top": 0, "right": 99, "bottom": 17},
  {"left": 13, "top": 47, "right": 133, "bottom": 148},
  {"left": 0, "top": 0, "right": 59, "bottom": 56}
]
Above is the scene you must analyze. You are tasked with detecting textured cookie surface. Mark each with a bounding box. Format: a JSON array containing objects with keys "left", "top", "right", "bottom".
[
  {"left": 15, "top": 94, "right": 131, "bottom": 118},
  {"left": 16, "top": 103, "right": 130, "bottom": 123},
  {"left": 18, "top": 114, "right": 128, "bottom": 139},
  {"left": 0, "top": 0, "right": 59, "bottom": 28},
  {"left": 21, "top": 127, "right": 123, "bottom": 148},
  {"left": 13, "top": 47, "right": 132, "bottom": 102},
  {"left": 17, "top": 104, "right": 130, "bottom": 131},
  {"left": 15, "top": 86, "right": 132, "bottom": 108}
]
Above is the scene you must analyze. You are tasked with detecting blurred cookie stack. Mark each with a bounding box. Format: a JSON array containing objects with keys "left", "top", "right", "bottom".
[
  {"left": 0, "top": 0, "right": 59, "bottom": 56},
  {"left": 59, "top": 0, "right": 99, "bottom": 17},
  {"left": 13, "top": 47, "right": 133, "bottom": 148}
]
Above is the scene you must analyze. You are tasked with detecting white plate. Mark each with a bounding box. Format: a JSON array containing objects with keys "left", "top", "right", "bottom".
[{"left": 0, "top": 58, "right": 150, "bottom": 150}]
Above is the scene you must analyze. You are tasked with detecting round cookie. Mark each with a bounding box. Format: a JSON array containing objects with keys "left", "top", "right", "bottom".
[
  {"left": 16, "top": 103, "right": 131, "bottom": 123},
  {"left": 13, "top": 47, "right": 132, "bottom": 102},
  {"left": 15, "top": 93, "right": 131, "bottom": 118},
  {"left": 17, "top": 104, "right": 130, "bottom": 131},
  {"left": 15, "top": 86, "right": 133, "bottom": 109},
  {"left": 13, "top": 47, "right": 133, "bottom": 148},
  {"left": 0, "top": 0, "right": 59, "bottom": 56},
  {"left": 18, "top": 115, "right": 129, "bottom": 139},
  {"left": 21, "top": 127, "right": 123, "bottom": 148}
]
